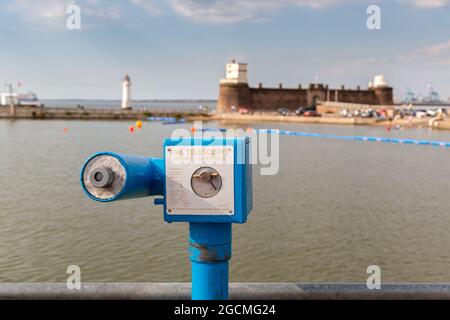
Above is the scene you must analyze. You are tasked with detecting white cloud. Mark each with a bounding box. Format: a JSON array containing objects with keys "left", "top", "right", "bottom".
[
  {"left": 401, "top": 0, "right": 449, "bottom": 8},
  {"left": 129, "top": 0, "right": 163, "bottom": 15},
  {"left": 82, "top": 0, "right": 122, "bottom": 20},
  {"left": 425, "top": 40, "right": 450, "bottom": 56},
  {"left": 8, "top": 0, "right": 67, "bottom": 21},
  {"left": 412, "top": 40, "right": 450, "bottom": 67},
  {"left": 7, "top": 0, "right": 121, "bottom": 28},
  {"left": 168, "top": 0, "right": 343, "bottom": 23},
  {"left": 161, "top": 0, "right": 450, "bottom": 24},
  {"left": 7, "top": 0, "right": 450, "bottom": 27}
]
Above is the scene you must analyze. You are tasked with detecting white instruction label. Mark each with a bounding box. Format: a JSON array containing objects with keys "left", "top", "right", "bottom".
[{"left": 165, "top": 146, "right": 234, "bottom": 215}]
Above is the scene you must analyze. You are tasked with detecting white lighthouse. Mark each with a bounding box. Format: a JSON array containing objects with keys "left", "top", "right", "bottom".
[{"left": 121, "top": 74, "right": 132, "bottom": 109}]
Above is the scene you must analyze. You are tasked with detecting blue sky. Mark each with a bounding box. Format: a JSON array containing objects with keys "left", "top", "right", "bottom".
[{"left": 1, "top": 0, "right": 449, "bottom": 100}]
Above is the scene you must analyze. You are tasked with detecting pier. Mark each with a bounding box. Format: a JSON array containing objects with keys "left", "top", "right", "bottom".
[{"left": 0, "top": 106, "right": 210, "bottom": 121}]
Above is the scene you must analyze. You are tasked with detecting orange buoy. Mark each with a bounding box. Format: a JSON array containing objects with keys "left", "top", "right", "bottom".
[
  {"left": 246, "top": 127, "right": 254, "bottom": 133},
  {"left": 191, "top": 127, "right": 196, "bottom": 133},
  {"left": 136, "top": 120, "right": 143, "bottom": 129},
  {"left": 129, "top": 125, "right": 135, "bottom": 133}
]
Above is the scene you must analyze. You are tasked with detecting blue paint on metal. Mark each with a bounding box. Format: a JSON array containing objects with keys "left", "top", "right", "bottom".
[
  {"left": 148, "top": 157, "right": 165, "bottom": 196},
  {"left": 191, "top": 262, "right": 228, "bottom": 300},
  {"left": 189, "top": 223, "right": 232, "bottom": 300},
  {"left": 80, "top": 152, "right": 164, "bottom": 202},
  {"left": 147, "top": 116, "right": 178, "bottom": 122},
  {"left": 162, "top": 119, "right": 186, "bottom": 125},
  {"left": 163, "top": 137, "right": 252, "bottom": 224},
  {"left": 161, "top": 138, "right": 252, "bottom": 299}
]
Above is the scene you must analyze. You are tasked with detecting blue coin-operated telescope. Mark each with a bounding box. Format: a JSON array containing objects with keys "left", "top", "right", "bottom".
[{"left": 80, "top": 137, "right": 252, "bottom": 300}]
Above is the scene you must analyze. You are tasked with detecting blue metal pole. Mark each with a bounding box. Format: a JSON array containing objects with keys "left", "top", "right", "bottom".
[{"left": 189, "top": 223, "right": 232, "bottom": 300}]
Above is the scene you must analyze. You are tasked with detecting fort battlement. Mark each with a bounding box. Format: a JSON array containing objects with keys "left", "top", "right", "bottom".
[{"left": 217, "top": 61, "right": 393, "bottom": 112}]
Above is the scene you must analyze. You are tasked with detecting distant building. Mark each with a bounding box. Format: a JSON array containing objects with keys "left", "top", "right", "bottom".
[
  {"left": 423, "top": 85, "right": 440, "bottom": 104},
  {"left": 122, "top": 74, "right": 132, "bottom": 109},
  {"left": 403, "top": 89, "right": 417, "bottom": 104},
  {"left": 1, "top": 92, "right": 41, "bottom": 107},
  {"left": 217, "top": 61, "right": 394, "bottom": 113},
  {"left": 0, "top": 93, "right": 18, "bottom": 106}
]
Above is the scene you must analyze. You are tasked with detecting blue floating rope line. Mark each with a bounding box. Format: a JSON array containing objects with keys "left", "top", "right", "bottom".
[{"left": 200, "top": 128, "right": 450, "bottom": 148}]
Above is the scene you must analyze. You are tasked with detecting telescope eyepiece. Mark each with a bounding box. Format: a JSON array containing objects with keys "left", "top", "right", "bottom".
[
  {"left": 90, "top": 166, "right": 114, "bottom": 188},
  {"left": 81, "top": 152, "right": 164, "bottom": 202}
]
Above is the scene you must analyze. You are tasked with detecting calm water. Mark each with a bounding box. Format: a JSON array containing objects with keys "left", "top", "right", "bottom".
[{"left": 0, "top": 119, "right": 450, "bottom": 283}]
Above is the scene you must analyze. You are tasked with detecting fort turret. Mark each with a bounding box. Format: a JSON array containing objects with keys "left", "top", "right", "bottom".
[
  {"left": 369, "top": 74, "right": 394, "bottom": 105},
  {"left": 217, "top": 60, "right": 250, "bottom": 112}
]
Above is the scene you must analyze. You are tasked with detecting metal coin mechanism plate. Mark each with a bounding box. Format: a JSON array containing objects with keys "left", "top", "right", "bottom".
[{"left": 165, "top": 146, "right": 234, "bottom": 216}]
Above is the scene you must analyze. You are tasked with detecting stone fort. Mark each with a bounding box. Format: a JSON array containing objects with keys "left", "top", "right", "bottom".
[{"left": 217, "top": 60, "right": 394, "bottom": 112}]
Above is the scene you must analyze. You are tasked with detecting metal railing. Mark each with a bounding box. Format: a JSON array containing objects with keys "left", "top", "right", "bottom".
[{"left": 1, "top": 283, "right": 449, "bottom": 300}]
